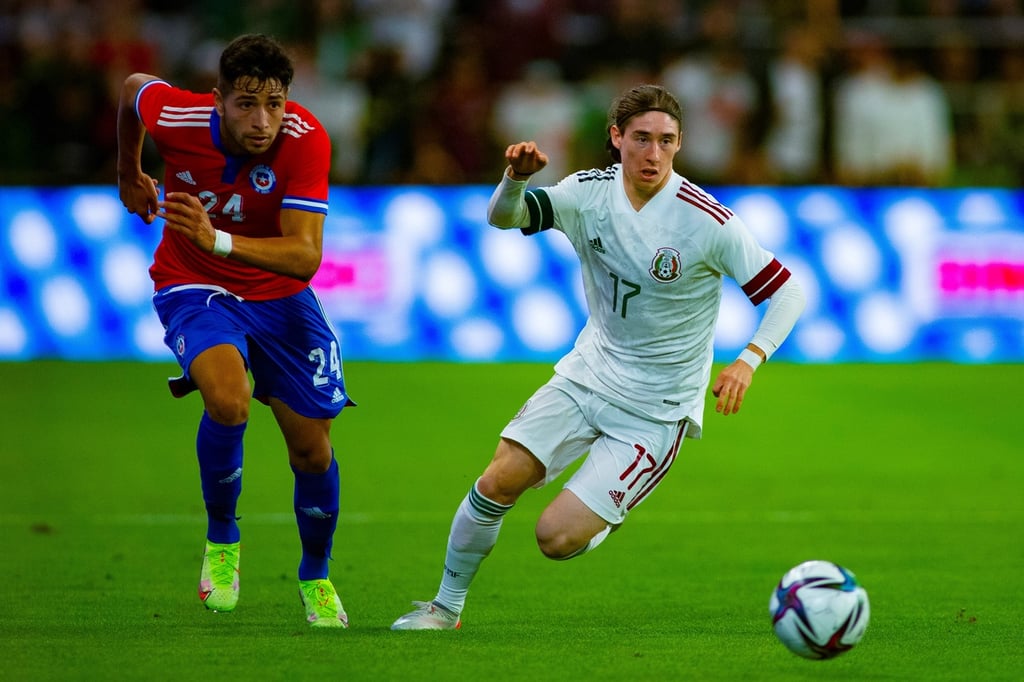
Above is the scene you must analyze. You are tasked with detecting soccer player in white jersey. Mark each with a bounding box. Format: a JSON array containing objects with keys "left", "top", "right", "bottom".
[{"left": 392, "top": 84, "right": 806, "bottom": 630}]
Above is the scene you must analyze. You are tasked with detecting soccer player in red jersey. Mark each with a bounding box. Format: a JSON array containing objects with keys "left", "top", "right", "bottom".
[{"left": 117, "top": 34, "right": 353, "bottom": 628}]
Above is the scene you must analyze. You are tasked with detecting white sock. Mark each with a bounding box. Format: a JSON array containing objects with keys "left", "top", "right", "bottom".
[{"left": 434, "top": 480, "right": 512, "bottom": 613}]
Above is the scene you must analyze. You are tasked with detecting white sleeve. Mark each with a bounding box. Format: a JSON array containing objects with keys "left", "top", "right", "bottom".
[
  {"left": 487, "top": 168, "right": 531, "bottom": 229},
  {"left": 749, "top": 276, "right": 806, "bottom": 360}
]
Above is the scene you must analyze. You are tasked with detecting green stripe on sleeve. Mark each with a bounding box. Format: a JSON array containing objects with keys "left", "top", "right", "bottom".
[{"left": 522, "top": 189, "right": 554, "bottom": 235}]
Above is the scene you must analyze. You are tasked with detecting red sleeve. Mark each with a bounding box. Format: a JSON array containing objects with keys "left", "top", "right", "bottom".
[
  {"left": 134, "top": 79, "right": 171, "bottom": 131},
  {"left": 280, "top": 103, "right": 331, "bottom": 212}
]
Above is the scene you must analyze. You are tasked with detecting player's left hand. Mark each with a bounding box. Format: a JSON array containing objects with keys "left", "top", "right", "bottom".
[
  {"left": 157, "top": 192, "right": 217, "bottom": 253},
  {"left": 711, "top": 360, "right": 754, "bottom": 416}
]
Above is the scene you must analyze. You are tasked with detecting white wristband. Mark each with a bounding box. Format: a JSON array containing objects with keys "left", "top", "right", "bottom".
[
  {"left": 738, "top": 347, "right": 763, "bottom": 371},
  {"left": 212, "top": 230, "right": 233, "bottom": 257}
]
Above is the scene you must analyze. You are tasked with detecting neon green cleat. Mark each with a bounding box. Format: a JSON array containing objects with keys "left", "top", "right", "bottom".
[
  {"left": 198, "top": 541, "right": 240, "bottom": 612},
  {"left": 299, "top": 578, "right": 348, "bottom": 628}
]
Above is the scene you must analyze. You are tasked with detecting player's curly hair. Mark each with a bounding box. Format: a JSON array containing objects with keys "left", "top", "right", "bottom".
[
  {"left": 605, "top": 84, "right": 683, "bottom": 162},
  {"left": 218, "top": 34, "right": 294, "bottom": 95}
]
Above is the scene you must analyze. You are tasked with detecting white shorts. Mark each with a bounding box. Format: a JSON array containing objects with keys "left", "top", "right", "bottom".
[{"left": 500, "top": 374, "right": 688, "bottom": 525}]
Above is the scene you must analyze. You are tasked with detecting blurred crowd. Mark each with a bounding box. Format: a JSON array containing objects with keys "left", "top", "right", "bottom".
[{"left": 4, "top": 0, "right": 1024, "bottom": 187}]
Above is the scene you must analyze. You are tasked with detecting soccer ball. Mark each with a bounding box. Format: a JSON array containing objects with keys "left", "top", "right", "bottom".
[{"left": 769, "top": 560, "right": 870, "bottom": 660}]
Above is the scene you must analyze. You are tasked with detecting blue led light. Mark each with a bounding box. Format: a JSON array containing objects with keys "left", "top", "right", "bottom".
[{"left": 1, "top": 185, "right": 1022, "bottom": 362}]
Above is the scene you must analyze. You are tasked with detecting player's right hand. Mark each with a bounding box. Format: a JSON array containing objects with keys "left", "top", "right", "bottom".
[
  {"left": 506, "top": 141, "right": 548, "bottom": 177},
  {"left": 119, "top": 174, "right": 161, "bottom": 224}
]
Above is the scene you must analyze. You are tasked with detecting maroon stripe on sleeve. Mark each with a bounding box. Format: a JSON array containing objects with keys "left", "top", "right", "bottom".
[
  {"left": 676, "top": 181, "right": 733, "bottom": 225},
  {"left": 742, "top": 258, "right": 783, "bottom": 297},
  {"left": 743, "top": 258, "right": 792, "bottom": 306}
]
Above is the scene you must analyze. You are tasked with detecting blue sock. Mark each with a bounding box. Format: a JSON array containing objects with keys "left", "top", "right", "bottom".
[
  {"left": 196, "top": 411, "right": 245, "bottom": 544},
  {"left": 293, "top": 455, "right": 340, "bottom": 581}
]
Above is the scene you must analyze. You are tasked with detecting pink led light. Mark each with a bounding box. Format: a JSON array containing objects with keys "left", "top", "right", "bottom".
[
  {"left": 311, "top": 249, "right": 387, "bottom": 297},
  {"left": 938, "top": 261, "right": 1024, "bottom": 294}
]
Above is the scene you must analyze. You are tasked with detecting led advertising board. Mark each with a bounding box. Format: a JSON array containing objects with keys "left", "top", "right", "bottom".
[{"left": 1, "top": 186, "right": 1021, "bottom": 362}]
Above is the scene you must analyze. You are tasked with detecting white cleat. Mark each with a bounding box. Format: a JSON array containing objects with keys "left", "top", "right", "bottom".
[{"left": 391, "top": 600, "right": 462, "bottom": 630}]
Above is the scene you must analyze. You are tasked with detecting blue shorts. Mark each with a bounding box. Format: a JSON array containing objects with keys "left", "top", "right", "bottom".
[{"left": 153, "top": 285, "right": 354, "bottom": 419}]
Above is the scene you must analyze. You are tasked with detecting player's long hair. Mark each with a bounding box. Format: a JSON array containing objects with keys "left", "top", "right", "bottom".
[
  {"left": 218, "top": 34, "right": 294, "bottom": 95},
  {"left": 605, "top": 85, "right": 683, "bottom": 162}
]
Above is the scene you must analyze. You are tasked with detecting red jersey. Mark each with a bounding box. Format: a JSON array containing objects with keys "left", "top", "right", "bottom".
[{"left": 135, "top": 79, "right": 331, "bottom": 300}]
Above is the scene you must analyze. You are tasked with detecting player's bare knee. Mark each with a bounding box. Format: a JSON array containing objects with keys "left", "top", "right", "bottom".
[
  {"left": 535, "top": 525, "right": 582, "bottom": 560},
  {"left": 477, "top": 443, "right": 545, "bottom": 507},
  {"left": 287, "top": 438, "right": 333, "bottom": 473},
  {"left": 204, "top": 394, "right": 249, "bottom": 425},
  {"left": 475, "top": 473, "right": 521, "bottom": 507}
]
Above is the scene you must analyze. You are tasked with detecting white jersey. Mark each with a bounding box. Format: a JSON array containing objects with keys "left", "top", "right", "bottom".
[{"left": 515, "top": 165, "right": 791, "bottom": 437}]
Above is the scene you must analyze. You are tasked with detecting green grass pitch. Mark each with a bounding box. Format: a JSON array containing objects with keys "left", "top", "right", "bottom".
[{"left": 1, "top": 360, "right": 1021, "bottom": 681}]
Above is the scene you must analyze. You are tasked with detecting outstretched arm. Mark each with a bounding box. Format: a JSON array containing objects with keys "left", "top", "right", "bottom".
[{"left": 487, "top": 141, "right": 549, "bottom": 228}]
